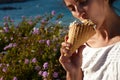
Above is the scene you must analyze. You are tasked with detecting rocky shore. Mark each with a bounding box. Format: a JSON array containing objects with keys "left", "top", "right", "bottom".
[{"left": 0, "top": 0, "right": 27, "bottom": 3}]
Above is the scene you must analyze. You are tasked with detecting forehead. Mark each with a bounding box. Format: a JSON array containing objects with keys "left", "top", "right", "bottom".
[
  {"left": 64, "top": 0, "right": 76, "bottom": 5},
  {"left": 64, "top": 0, "right": 85, "bottom": 4}
]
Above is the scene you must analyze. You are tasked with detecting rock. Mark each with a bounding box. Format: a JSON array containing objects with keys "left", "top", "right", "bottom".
[
  {"left": 0, "top": 0, "right": 27, "bottom": 3},
  {"left": 0, "top": 6, "right": 22, "bottom": 10}
]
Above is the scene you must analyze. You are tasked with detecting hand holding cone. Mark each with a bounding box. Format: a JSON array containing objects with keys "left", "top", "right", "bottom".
[{"left": 66, "top": 20, "right": 96, "bottom": 56}]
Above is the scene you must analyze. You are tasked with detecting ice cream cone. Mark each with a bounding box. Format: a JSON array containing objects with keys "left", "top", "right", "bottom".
[{"left": 67, "top": 20, "right": 96, "bottom": 55}]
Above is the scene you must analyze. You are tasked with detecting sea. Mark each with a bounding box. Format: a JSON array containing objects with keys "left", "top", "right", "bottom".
[{"left": 0, "top": 0, "right": 75, "bottom": 26}]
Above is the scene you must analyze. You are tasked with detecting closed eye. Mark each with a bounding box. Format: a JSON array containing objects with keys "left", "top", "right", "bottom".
[
  {"left": 79, "top": 0, "right": 89, "bottom": 6},
  {"left": 67, "top": 5, "right": 75, "bottom": 11}
]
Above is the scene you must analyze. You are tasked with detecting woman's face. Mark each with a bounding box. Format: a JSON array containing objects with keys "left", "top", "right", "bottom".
[{"left": 64, "top": 0, "right": 108, "bottom": 26}]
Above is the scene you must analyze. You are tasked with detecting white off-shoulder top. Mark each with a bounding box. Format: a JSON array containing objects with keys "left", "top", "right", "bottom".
[{"left": 81, "top": 41, "right": 120, "bottom": 80}]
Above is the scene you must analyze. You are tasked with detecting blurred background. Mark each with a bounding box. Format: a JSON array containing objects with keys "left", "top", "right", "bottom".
[{"left": 0, "top": 0, "right": 75, "bottom": 25}]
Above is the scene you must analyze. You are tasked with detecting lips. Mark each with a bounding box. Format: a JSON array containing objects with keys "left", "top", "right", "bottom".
[
  {"left": 80, "top": 13, "right": 97, "bottom": 25},
  {"left": 81, "top": 13, "right": 89, "bottom": 19}
]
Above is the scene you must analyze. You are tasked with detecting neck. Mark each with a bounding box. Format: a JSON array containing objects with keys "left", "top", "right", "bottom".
[
  {"left": 87, "top": 30, "right": 120, "bottom": 48},
  {"left": 87, "top": 4, "right": 120, "bottom": 48},
  {"left": 99, "top": 6, "right": 120, "bottom": 39}
]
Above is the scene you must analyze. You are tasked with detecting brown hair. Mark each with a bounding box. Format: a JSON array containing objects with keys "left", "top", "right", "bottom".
[{"left": 109, "top": 0, "right": 116, "bottom": 6}]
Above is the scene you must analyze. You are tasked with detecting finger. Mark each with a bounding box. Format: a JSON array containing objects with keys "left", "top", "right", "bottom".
[
  {"left": 60, "top": 46, "right": 66, "bottom": 56},
  {"left": 64, "top": 35, "right": 68, "bottom": 42},
  {"left": 61, "top": 42, "right": 71, "bottom": 50},
  {"left": 61, "top": 42, "right": 71, "bottom": 47},
  {"left": 60, "top": 41, "right": 72, "bottom": 57},
  {"left": 60, "top": 48, "right": 65, "bottom": 56},
  {"left": 59, "top": 56, "right": 72, "bottom": 71},
  {"left": 77, "top": 45, "right": 86, "bottom": 56},
  {"left": 60, "top": 47, "right": 70, "bottom": 56},
  {"left": 59, "top": 56, "right": 71, "bottom": 64}
]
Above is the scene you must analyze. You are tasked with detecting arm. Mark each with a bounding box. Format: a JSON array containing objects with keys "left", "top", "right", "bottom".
[
  {"left": 66, "top": 68, "right": 83, "bottom": 80},
  {"left": 59, "top": 40, "right": 85, "bottom": 80}
]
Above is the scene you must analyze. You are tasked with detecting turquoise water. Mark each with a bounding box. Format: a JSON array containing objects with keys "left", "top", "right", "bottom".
[{"left": 0, "top": 0, "right": 75, "bottom": 25}]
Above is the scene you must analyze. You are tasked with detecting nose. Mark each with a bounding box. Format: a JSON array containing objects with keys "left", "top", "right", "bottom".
[
  {"left": 74, "top": 6, "right": 84, "bottom": 18},
  {"left": 75, "top": 6, "right": 81, "bottom": 16}
]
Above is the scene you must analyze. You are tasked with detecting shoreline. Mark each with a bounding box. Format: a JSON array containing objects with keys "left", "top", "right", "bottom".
[{"left": 0, "top": 0, "right": 28, "bottom": 4}]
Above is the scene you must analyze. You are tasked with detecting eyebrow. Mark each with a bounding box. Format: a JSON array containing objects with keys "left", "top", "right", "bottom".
[
  {"left": 67, "top": 5, "right": 73, "bottom": 8},
  {"left": 74, "top": 0, "right": 79, "bottom": 2},
  {"left": 76, "top": 0, "right": 86, "bottom": 3}
]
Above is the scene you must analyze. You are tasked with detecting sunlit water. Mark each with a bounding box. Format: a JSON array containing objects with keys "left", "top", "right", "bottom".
[{"left": 0, "top": 0, "right": 75, "bottom": 26}]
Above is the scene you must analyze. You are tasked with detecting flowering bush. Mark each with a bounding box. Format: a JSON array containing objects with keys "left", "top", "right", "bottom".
[{"left": 0, "top": 11, "right": 68, "bottom": 80}]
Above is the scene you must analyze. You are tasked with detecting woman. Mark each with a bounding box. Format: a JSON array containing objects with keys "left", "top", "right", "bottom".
[{"left": 59, "top": 0, "right": 120, "bottom": 80}]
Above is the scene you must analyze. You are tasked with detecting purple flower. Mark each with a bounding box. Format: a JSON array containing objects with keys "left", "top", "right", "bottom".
[
  {"left": 12, "top": 43, "right": 17, "bottom": 47},
  {"left": 41, "top": 19, "right": 47, "bottom": 24},
  {"left": 4, "top": 45, "right": 9, "bottom": 50},
  {"left": 51, "top": 10, "right": 56, "bottom": 15},
  {"left": 3, "top": 27, "right": 9, "bottom": 32},
  {"left": 32, "top": 58, "right": 37, "bottom": 63},
  {"left": 6, "top": 64, "right": 9, "bottom": 67},
  {"left": 42, "top": 71, "right": 48, "bottom": 78},
  {"left": 10, "top": 19, "right": 14, "bottom": 22},
  {"left": 15, "top": 25, "right": 19, "bottom": 28},
  {"left": 46, "top": 40, "right": 50, "bottom": 46},
  {"left": 0, "top": 63, "right": 2, "bottom": 67},
  {"left": 38, "top": 71, "right": 43, "bottom": 76},
  {"left": 56, "top": 21, "right": 62, "bottom": 24},
  {"left": 39, "top": 40, "right": 45, "bottom": 43},
  {"left": 35, "top": 15, "right": 41, "bottom": 19},
  {"left": 24, "top": 59, "right": 29, "bottom": 64},
  {"left": 28, "top": 21, "right": 33, "bottom": 25},
  {"left": 3, "top": 16, "right": 8, "bottom": 20},
  {"left": 2, "top": 67, "right": 7, "bottom": 73},
  {"left": 21, "top": 16, "right": 26, "bottom": 19},
  {"left": 0, "top": 76, "right": 4, "bottom": 80},
  {"left": 10, "top": 37, "right": 13, "bottom": 40},
  {"left": 4, "top": 43, "right": 17, "bottom": 50},
  {"left": 53, "top": 48, "right": 57, "bottom": 52},
  {"left": 41, "top": 19, "right": 45, "bottom": 23},
  {"left": 13, "top": 77, "right": 18, "bottom": 80},
  {"left": 35, "top": 66, "right": 40, "bottom": 71},
  {"left": 55, "top": 20, "right": 59, "bottom": 24},
  {"left": 32, "top": 27, "right": 39, "bottom": 34},
  {"left": 8, "top": 43, "right": 13, "bottom": 47},
  {"left": 3, "top": 16, "right": 9, "bottom": 20},
  {"left": 23, "top": 37, "right": 28, "bottom": 39},
  {"left": 43, "top": 62, "right": 48, "bottom": 69},
  {"left": 3, "top": 22, "right": 8, "bottom": 26},
  {"left": 53, "top": 72, "right": 58, "bottom": 78}
]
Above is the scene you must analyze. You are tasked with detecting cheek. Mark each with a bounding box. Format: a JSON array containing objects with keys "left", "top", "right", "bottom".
[
  {"left": 88, "top": 4, "right": 105, "bottom": 24},
  {"left": 71, "top": 12, "right": 78, "bottom": 18}
]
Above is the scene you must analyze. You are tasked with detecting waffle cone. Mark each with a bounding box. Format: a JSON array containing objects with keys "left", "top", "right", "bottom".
[{"left": 67, "top": 20, "right": 96, "bottom": 54}]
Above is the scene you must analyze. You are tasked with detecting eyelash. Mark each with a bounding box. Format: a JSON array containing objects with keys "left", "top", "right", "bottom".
[
  {"left": 79, "top": 0, "right": 89, "bottom": 6},
  {"left": 68, "top": 0, "right": 89, "bottom": 11},
  {"left": 69, "top": 6, "right": 75, "bottom": 11}
]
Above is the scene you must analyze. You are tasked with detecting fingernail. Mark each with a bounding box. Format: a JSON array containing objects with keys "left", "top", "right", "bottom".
[
  {"left": 63, "top": 53, "right": 67, "bottom": 56},
  {"left": 76, "top": 49, "right": 78, "bottom": 53},
  {"left": 61, "top": 42, "right": 65, "bottom": 46},
  {"left": 66, "top": 44, "right": 70, "bottom": 47},
  {"left": 66, "top": 46, "right": 70, "bottom": 50}
]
